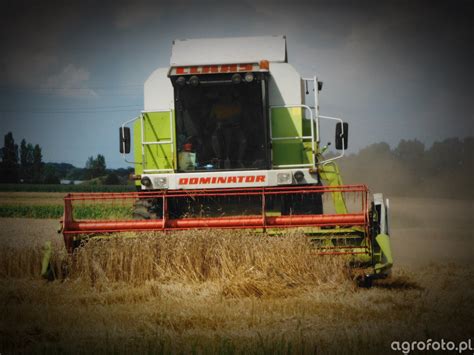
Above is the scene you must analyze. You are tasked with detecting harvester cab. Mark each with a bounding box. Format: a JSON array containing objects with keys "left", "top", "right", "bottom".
[{"left": 61, "top": 36, "right": 393, "bottom": 285}]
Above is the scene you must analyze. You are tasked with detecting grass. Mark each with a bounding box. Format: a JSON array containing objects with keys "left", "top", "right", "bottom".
[
  {"left": 0, "top": 191, "right": 135, "bottom": 219},
  {"left": 0, "top": 230, "right": 473, "bottom": 354},
  {"left": 0, "top": 183, "right": 135, "bottom": 193},
  {"left": 0, "top": 204, "right": 133, "bottom": 219},
  {"left": 0, "top": 204, "right": 64, "bottom": 218}
]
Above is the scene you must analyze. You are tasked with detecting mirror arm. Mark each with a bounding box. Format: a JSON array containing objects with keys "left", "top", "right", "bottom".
[
  {"left": 317, "top": 115, "right": 346, "bottom": 166},
  {"left": 120, "top": 117, "right": 140, "bottom": 165}
]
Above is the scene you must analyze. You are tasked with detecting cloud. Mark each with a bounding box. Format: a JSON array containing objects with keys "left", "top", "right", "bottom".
[
  {"left": 0, "top": 2, "right": 81, "bottom": 92},
  {"left": 1, "top": 51, "right": 59, "bottom": 88},
  {"left": 114, "top": 2, "right": 161, "bottom": 29},
  {"left": 41, "top": 64, "right": 97, "bottom": 98}
]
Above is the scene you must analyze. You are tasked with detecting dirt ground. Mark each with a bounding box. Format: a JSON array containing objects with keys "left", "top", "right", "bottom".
[
  {"left": 0, "top": 196, "right": 473, "bottom": 354},
  {"left": 389, "top": 197, "right": 473, "bottom": 266}
]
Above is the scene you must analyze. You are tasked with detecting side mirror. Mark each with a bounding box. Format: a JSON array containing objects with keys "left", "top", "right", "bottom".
[
  {"left": 119, "top": 127, "right": 131, "bottom": 154},
  {"left": 335, "top": 122, "right": 349, "bottom": 150}
]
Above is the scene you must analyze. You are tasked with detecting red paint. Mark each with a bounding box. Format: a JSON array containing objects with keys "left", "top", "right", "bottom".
[
  {"left": 239, "top": 64, "right": 253, "bottom": 71},
  {"left": 178, "top": 175, "right": 266, "bottom": 185},
  {"left": 61, "top": 184, "right": 371, "bottom": 254},
  {"left": 174, "top": 63, "right": 255, "bottom": 75},
  {"left": 65, "top": 214, "right": 366, "bottom": 233}
]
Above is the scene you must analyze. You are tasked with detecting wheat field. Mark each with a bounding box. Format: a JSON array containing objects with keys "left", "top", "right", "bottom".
[{"left": 0, "top": 196, "right": 473, "bottom": 354}]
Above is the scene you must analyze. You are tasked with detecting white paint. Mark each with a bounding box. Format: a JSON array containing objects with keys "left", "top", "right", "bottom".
[
  {"left": 170, "top": 35, "right": 286, "bottom": 66},
  {"left": 268, "top": 62, "right": 303, "bottom": 106},
  {"left": 145, "top": 39, "right": 302, "bottom": 111},
  {"left": 373, "top": 193, "right": 388, "bottom": 234},
  {"left": 144, "top": 67, "right": 174, "bottom": 111},
  {"left": 142, "top": 168, "right": 319, "bottom": 190}
]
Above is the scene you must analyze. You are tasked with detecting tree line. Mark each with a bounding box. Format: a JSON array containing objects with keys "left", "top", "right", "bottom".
[
  {"left": 1, "top": 131, "right": 472, "bottom": 196},
  {"left": 0, "top": 132, "right": 132, "bottom": 184},
  {"left": 0, "top": 132, "right": 46, "bottom": 183},
  {"left": 338, "top": 137, "right": 473, "bottom": 198}
]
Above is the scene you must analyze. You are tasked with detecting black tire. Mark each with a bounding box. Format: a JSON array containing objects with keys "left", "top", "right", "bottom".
[
  {"left": 357, "top": 275, "right": 373, "bottom": 288},
  {"left": 42, "top": 264, "right": 55, "bottom": 282},
  {"left": 133, "top": 199, "right": 159, "bottom": 220},
  {"left": 280, "top": 192, "right": 323, "bottom": 215}
]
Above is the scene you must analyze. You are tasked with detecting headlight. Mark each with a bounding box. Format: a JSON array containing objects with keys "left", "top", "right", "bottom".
[
  {"left": 277, "top": 172, "right": 292, "bottom": 185},
  {"left": 231, "top": 73, "right": 242, "bottom": 84},
  {"left": 293, "top": 171, "right": 305, "bottom": 183},
  {"left": 244, "top": 72, "right": 254, "bottom": 82},
  {"left": 189, "top": 75, "right": 199, "bottom": 87},
  {"left": 155, "top": 177, "right": 168, "bottom": 188},
  {"left": 141, "top": 176, "right": 152, "bottom": 187},
  {"left": 176, "top": 76, "right": 186, "bottom": 87}
]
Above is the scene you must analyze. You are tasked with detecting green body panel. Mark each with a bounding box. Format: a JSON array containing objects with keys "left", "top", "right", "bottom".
[
  {"left": 271, "top": 107, "right": 316, "bottom": 166},
  {"left": 374, "top": 233, "right": 393, "bottom": 273},
  {"left": 319, "top": 162, "right": 348, "bottom": 214},
  {"left": 302, "top": 119, "right": 315, "bottom": 164},
  {"left": 133, "top": 111, "right": 176, "bottom": 185}
]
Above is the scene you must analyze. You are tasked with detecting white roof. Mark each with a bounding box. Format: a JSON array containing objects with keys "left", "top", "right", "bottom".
[{"left": 170, "top": 35, "right": 287, "bottom": 66}]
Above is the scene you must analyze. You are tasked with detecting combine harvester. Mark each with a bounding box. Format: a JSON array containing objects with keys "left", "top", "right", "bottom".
[{"left": 59, "top": 36, "right": 392, "bottom": 286}]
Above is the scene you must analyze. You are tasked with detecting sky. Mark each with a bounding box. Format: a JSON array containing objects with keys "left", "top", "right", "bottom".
[{"left": 0, "top": 0, "right": 473, "bottom": 168}]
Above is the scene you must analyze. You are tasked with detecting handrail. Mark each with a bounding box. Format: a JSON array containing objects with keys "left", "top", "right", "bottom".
[
  {"left": 269, "top": 104, "right": 316, "bottom": 169},
  {"left": 120, "top": 110, "right": 176, "bottom": 171},
  {"left": 140, "top": 110, "right": 175, "bottom": 173}
]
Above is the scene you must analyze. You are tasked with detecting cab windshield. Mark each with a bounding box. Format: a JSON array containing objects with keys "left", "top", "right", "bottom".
[{"left": 173, "top": 75, "right": 268, "bottom": 171}]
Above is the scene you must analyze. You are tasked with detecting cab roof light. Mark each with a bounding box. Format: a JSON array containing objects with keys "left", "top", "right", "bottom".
[
  {"left": 231, "top": 73, "right": 242, "bottom": 84},
  {"left": 259, "top": 60, "right": 269, "bottom": 71}
]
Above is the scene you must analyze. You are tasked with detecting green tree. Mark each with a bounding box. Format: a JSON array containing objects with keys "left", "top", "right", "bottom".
[
  {"left": 42, "top": 164, "right": 60, "bottom": 184},
  {"left": 0, "top": 132, "right": 19, "bottom": 183},
  {"left": 19, "top": 140, "right": 34, "bottom": 182},
  {"left": 426, "top": 137, "right": 463, "bottom": 174},
  {"left": 394, "top": 139, "right": 425, "bottom": 175},
  {"left": 104, "top": 172, "right": 120, "bottom": 185},
  {"left": 32, "top": 144, "right": 43, "bottom": 183},
  {"left": 85, "top": 156, "right": 95, "bottom": 179},
  {"left": 85, "top": 154, "right": 107, "bottom": 179},
  {"left": 20, "top": 139, "right": 27, "bottom": 167},
  {"left": 19, "top": 139, "right": 27, "bottom": 181},
  {"left": 96, "top": 154, "right": 106, "bottom": 176}
]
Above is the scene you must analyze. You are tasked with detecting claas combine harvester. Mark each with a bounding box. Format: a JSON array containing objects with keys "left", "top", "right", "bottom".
[{"left": 58, "top": 36, "right": 393, "bottom": 285}]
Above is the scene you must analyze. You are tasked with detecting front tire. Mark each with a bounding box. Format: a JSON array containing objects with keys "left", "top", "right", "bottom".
[{"left": 133, "top": 199, "right": 161, "bottom": 219}]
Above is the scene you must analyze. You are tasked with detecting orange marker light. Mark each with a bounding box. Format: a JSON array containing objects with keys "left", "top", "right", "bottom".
[{"left": 259, "top": 60, "right": 269, "bottom": 71}]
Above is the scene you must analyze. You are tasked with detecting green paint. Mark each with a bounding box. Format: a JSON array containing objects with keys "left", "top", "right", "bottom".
[
  {"left": 271, "top": 107, "right": 315, "bottom": 166},
  {"left": 319, "top": 162, "right": 348, "bottom": 214},
  {"left": 374, "top": 233, "right": 393, "bottom": 273},
  {"left": 133, "top": 111, "right": 176, "bottom": 185}
]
